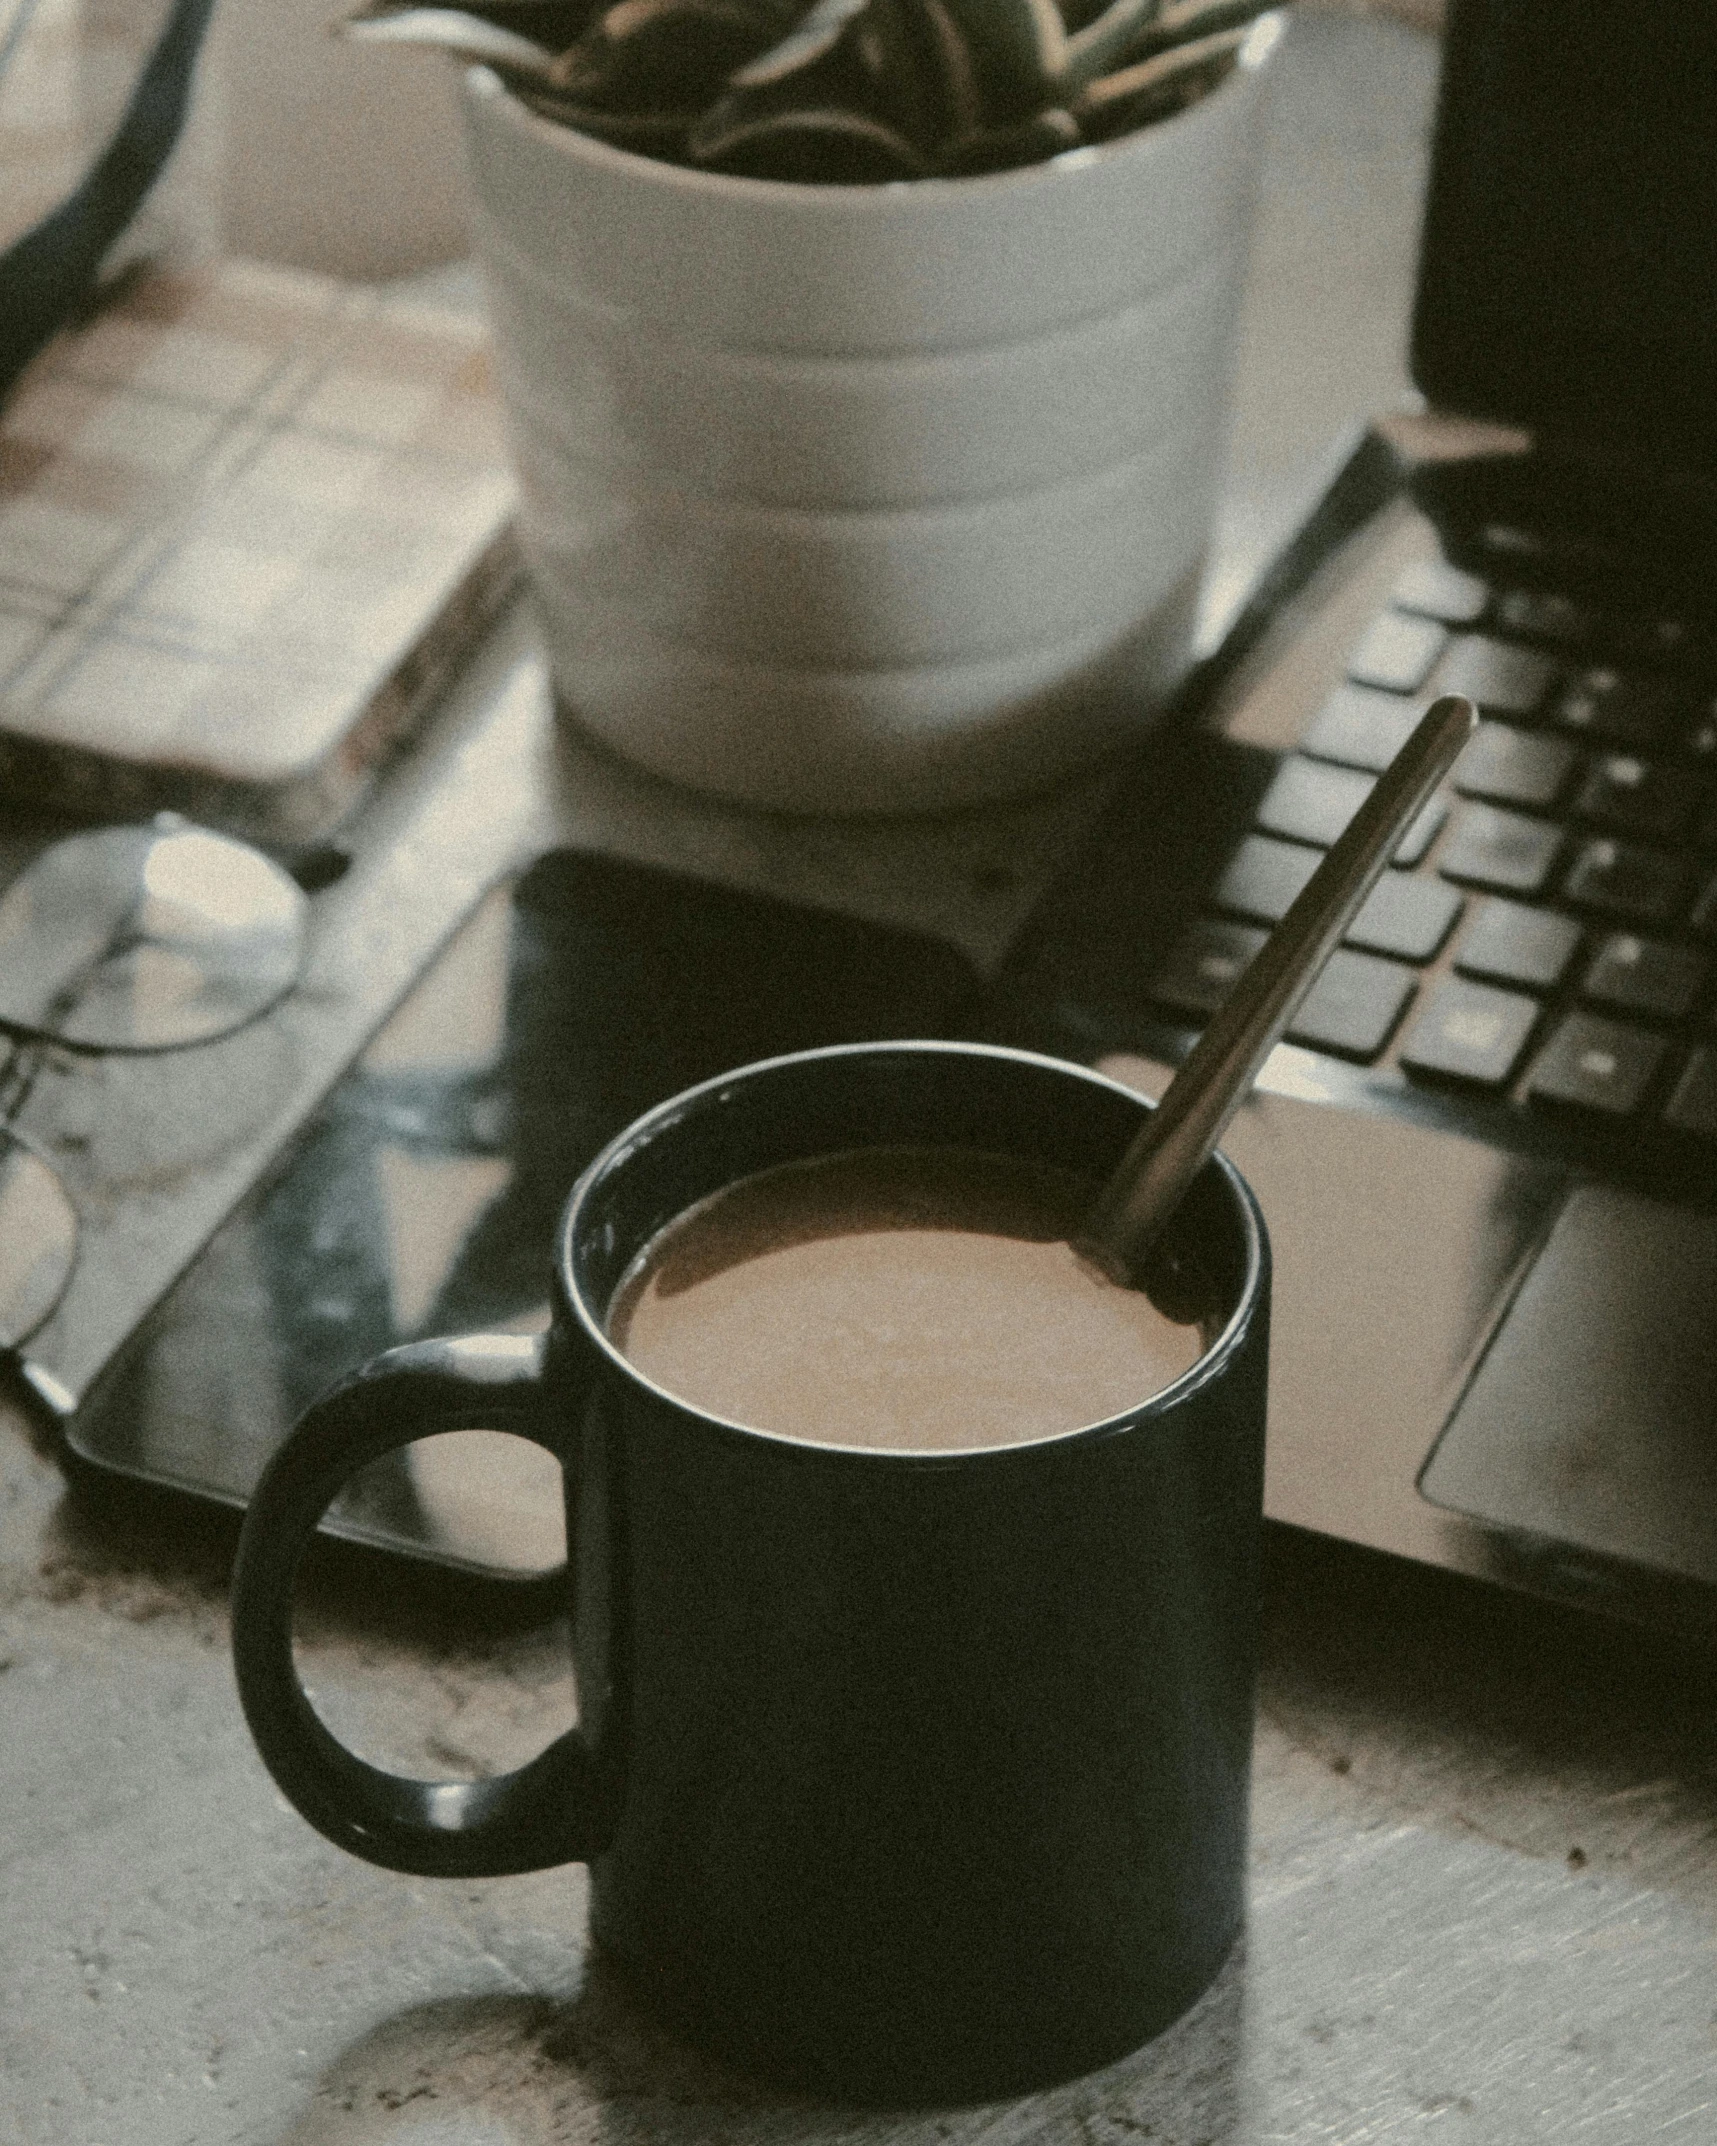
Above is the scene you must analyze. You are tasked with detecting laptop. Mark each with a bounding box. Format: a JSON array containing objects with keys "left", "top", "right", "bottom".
[{"left": 990, "top": 0, "right": 1717, "bottom": 1634}]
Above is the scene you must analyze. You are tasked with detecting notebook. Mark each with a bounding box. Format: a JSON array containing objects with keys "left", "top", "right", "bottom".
[
  {"left": 0, "top": 259, "right": 518, "bottom": 840},
  {"left": 989, "top": 0, "right": 1717, "bottom": 1634}
]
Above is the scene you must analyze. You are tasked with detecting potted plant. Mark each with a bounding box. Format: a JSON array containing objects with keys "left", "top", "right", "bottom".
[{"left": 346, "top": 0, "right": 1285, "bottom": 813}]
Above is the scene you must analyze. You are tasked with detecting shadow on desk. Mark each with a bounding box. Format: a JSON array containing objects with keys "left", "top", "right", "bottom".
[
  {"left": 272, "top": 1945, "right": 1246, "bottom": 2142},
  {"left": 1257, "top": 1527, "right": 1717, "bottom": 1897}
]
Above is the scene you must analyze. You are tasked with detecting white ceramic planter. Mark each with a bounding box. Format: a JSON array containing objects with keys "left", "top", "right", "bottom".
[{"left": 459, "top": 20, "right": 1281, "bottom": 814}]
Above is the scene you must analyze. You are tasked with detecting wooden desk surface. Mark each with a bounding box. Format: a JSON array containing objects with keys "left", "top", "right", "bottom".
[{"left": 4, "top": 13, "right": 1714, "bottom": 2141}]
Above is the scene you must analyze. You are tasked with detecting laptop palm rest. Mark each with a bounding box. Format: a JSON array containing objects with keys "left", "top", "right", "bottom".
[
  {"left": 1420, "top": 1186, "right": 1717, "bottom": 1588},
  {"left": 1100, "top": 1054, "right": 1564, "bottom": 1572}
]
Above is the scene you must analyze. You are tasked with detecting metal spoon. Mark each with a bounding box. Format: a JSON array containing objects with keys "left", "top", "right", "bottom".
[{"left": 1082, "top": 692, "right": 1477, "bottom": 1282}]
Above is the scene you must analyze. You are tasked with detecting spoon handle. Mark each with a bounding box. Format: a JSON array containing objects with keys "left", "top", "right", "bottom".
[{"left": 1084, "top": 692, "right": 1476, "bottom": 1277}]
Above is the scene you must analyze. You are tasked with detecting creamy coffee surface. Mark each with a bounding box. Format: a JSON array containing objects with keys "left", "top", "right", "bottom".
[{"left": 606, "top": 1147, "right": 1210, "bottom": 1450}]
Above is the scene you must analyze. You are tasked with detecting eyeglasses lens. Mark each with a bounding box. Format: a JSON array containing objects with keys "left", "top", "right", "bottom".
[
  {"left": 0, "top": 1133, "right": 79, "bottom": 1350},
  {"left": 0, "top": 822, "right": 309, "bottom": 1054},
  {"left": 0, "top": 818, "right": 311, "bottom": 1350}
]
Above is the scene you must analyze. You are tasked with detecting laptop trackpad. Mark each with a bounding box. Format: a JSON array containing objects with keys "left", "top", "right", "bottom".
[{"left": 1420, "top": 1185, "right": 1717, "bottom": 1587}]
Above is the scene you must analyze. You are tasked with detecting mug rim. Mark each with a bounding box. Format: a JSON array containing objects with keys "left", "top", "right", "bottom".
[{"left": 554, "top": 1038, "right": 1267, "bottom": 1465}]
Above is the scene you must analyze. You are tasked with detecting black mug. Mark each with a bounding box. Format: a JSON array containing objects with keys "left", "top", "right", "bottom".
[{"left": 230, "top": 1042, "right": 1270, "bottom": 2104}]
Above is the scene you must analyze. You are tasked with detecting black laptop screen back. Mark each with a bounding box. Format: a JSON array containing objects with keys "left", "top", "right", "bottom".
[{"left": 1411, "top": 0, "right": 1717, "bottom": 486}]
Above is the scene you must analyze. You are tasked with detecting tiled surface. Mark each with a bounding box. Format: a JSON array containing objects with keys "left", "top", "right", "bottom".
[{"left": 0, "top": 261, "right": 518, "bottom": 837}]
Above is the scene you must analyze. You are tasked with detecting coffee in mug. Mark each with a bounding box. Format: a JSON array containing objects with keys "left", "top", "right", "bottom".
[{"left": 608, "top": 1145, "right": 1214, "bottom": 1450}]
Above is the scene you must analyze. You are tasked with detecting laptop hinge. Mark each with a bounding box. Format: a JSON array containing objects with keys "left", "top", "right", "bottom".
[{"left": 1409, "top": 446, "right": 1717, "bottom": 617}]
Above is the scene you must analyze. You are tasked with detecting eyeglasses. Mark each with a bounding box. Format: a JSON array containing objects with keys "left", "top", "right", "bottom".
[{"left": 0, "top": 816, "right": 310, "bottom": 1353}]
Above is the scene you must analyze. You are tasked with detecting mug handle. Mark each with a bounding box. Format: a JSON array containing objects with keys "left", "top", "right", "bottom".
[{"left": 230, "top": 1331, "right": 613, "bottom": 1878}]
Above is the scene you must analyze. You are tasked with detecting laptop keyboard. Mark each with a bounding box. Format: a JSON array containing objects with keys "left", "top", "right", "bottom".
[{"left": 1151, "top": 558, "right": 1717, "bottom": 1141}]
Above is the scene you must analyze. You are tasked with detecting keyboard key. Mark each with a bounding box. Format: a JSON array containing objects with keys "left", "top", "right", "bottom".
[
  {"left": 1553, "top": 667, "right": 1686, "bottom": 751},
  {"left": 1526, "top": 1012, "right": 1667, "bottom": 1115},
  {"left": 1256, "top": 760, "right": 1449, "bottom": 865},
  {"left": 1432, "top": 635, "right": 1559, "bottom": 717},
  {"left": 1580, "top": 933, "right": 1707, "bottom": 1022},
  {"left": 1347, "top": 611, "right": 1447, "bottom": 693},
  {"left": 1455, "top": 899, "right": 1583, "bottom": 991},
  {"left": 1492, "top": 588, "right": 1594, "bottom": 645},
  {"left": 1285, "top": 950, "right": 1415, "bottom": 1061},
  {"left": 1150, "top": 919, "right": 1264, "bottom": 1017},
  {"left": 1573, "top": 754, "right": 1699, "bottom": 844},
  {"left": 1392, "top": 559, "right": 1488, "bottom": 625},
  {"left": 1561, "top": 837, "right": 1685, "bottom": 924},
  {"left": 1691, "top": 874, "right": 1717, "bottom": 938},
  {"left": 1255, "top": 758, "right": 1372, "bottom": 847},
  {"left": 1438, "top": 805, "right": 1562, "bottom": 896},
  {"left": 1344, "top": 875, "right": 1463, "bottom": 962},
  {"left": 1664, "top": 1048, "right": 1717, "bottom": 1138},
  {"left": 1215, "top": 836, "right": 1318, "bottom": 924},
  {"left": 1300, "top": 687, "right": 1420, "bottom": 773},
  {"left": 1399, "top": 979, "right": 1539, "bottom": 1086},
  {"left": 1454, "top": 722, "right": 1578, "bottom": 810},
  {"left": 1685, "top": 710, "right": 1717, "bottom": 765},
  {"left": 1608, "top": 612, "right": 1699, "bottom": 670},
  {"left": 1470, "top": 519, "right": 1548, "bottom": 572}
]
